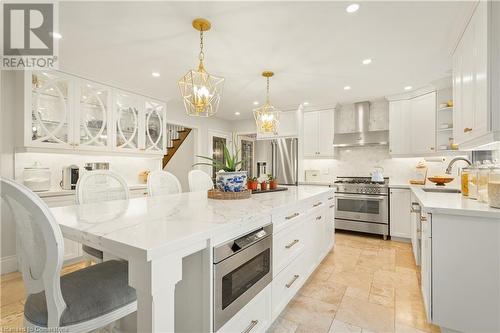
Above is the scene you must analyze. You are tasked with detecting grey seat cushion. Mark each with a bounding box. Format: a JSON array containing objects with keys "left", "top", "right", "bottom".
[
  {"left": 82, "top": 245, "right": 104, "bottom": 259},
  {"left": 25, "top": 260, "right": 136, "bottom": 327}
]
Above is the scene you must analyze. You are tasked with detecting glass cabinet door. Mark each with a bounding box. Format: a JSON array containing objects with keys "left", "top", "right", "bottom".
[
  {"left": 30, "top": 72, "right": 72, "bottom": 147},
  {"left": 144, "top": 100, "right": 165, "bottom": 152},
  {"left": 76, "top": 81, "right": 111, "bottom": 148},
  {"left": 115, "top": 91, "right": 140, "bottom": 150}
]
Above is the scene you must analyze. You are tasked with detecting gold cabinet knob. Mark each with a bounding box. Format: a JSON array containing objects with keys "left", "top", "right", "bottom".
[{"left": 464, "top": 127, "right": 473, "bottom": 133}]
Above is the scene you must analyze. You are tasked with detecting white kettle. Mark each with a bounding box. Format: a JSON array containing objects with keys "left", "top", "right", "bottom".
[{"left": 371, "top": 166, "right": 384, "bottom": 183}]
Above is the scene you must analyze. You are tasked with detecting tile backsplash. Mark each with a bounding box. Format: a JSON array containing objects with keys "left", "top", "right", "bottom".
[
  {"left": 304, "top": 146, "right": 469, "bottom": 186},
  {"left": 15, "top": 152, "right": 162, "bottom": 189}
]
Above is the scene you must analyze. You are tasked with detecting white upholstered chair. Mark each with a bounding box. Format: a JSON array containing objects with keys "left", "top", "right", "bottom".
[
  {"left": 147, "top": 170, "right": 182, "bottom": 196},
  {"left": 188, "top": 170, "right": 214, "bottom": 192},
  {"left": 76, "top": 170, "right": 130, "bottom": 262},
  {"left": 0, "top": 177, "right": 136, "bottom": 332}
]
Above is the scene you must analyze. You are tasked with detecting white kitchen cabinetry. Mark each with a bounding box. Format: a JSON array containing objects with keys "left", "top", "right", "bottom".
[
  {"left": 303, "top": 110, "right": 334, "bottom": 158},
  {"left": 389, "top": 100, "right": 411, "bottom": 155},
  {"left": 420, "top": 212, "right": 432, "bottom": 322},
  {"left": 453, "top": 1, "right": 500, "bottom": 149},
  {"left": 389, "top": 188, "right": 411, "bottom": 239},
  {"left": 218, "top": 286, "right": 271, "bottom": 333},
  {"left": 410, "top": 192, "right": 421, "bottom": 265},
  {"left": 410, "top": 92, "right": 437, "bottom": 154},
  {"left": 24, "top": 71, "right": 167, "bottom": 155},
  {"left": 388, "top": 92, "right": 436, "bottom": 156}
]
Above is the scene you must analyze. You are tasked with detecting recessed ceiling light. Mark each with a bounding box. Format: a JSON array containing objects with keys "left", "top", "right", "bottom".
[
  {"left": 152, "top": 72, "right": 160, "bottom": 77},
  {"left": 404, "top": 86, "right": 413, "bottom": 91},
  {"left": 50, "top": 32, "right": 62, "bottom": 39},
  {"left": 234, "top": 112, "right": 241, "bottom": 116},
  {"left": 344, "top": 86, "right": 351, "bottom": 90},
  {"left": 346, "top": 3, "right": 360, "bottom": 13},
  {"left": 253, "top": 101, "right": 259, "bottom": 105},
  {"left": 303, "top": 102, "right": 309, "bottom": 106},
  {"left": 362, "top": 58, "right": 372, "bottom": 65}
]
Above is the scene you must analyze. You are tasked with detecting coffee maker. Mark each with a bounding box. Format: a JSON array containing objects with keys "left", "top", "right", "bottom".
[{"left": 61, "top": 165, "right": 80, "bottom": 190}]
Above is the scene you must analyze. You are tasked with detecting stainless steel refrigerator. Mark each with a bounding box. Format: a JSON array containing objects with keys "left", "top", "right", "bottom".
[{"left": 255, "top": 138, "right": 298, "bottom": 185}]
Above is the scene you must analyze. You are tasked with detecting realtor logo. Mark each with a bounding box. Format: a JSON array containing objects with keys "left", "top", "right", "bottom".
[{"left": 2, "top": 2, "right": 59, "bottom": 69}]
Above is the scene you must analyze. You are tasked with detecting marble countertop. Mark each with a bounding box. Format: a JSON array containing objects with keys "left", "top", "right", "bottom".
[
  {"left": 50, "top": 185, "right": 333, "bottom": 260},
  {"left": 36, "top": 184, "right": 148, "bottom": 198},
  {"left": 410, "top": 186, "right": 500, "bottom": 218}
]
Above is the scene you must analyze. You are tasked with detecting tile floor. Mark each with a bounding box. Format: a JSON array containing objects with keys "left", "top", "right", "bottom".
[
  {"left": 1, "top": 232, "right": 440, "bottom": 333},
  {"left": 268, "top": 232, "right": 441, "bottom": 333}
]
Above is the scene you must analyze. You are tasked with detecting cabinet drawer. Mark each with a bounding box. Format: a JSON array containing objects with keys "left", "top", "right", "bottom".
[
  {"left": 217, "top": 286, "right": 271, "bottom": 333},
  {"left": 272, "top": 206, "right": 306, "bottom": 232},
  {"left": 308, "top": 197, "right": 327, "bottom": 214},
  {"left": 272, "top": 252, "right": 306, "bottom": 320},
  {"left": 130, "top": 188, "right": 148, "bottom": 198},
  {"left": 273, "top": 219, "right": 305, "bottom": 276}
]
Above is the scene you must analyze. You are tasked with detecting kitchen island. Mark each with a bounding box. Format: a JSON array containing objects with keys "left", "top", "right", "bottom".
[{"left": 49, "top": 185, "right": 335, "bottom": 332}]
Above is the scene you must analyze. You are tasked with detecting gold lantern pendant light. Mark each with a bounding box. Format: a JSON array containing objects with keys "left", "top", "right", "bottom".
[
  {"left": 254, "top": 71, "right": 280, "bottom": 134},
  {"left": 179, "top": 18, "right": 224, "bottom": 117}
]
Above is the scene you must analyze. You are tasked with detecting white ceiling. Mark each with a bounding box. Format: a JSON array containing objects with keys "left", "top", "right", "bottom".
[{"left": 58, "top": 1, "right": 471, "bottom": 120}]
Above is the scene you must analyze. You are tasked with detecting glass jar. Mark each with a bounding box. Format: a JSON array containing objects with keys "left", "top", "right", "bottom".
[
  {"left": 468, "top": 165, "right": 479, "bottom": 200},
  {"left": 460, "top": 167, "right": 470, "bottom": 196},
  {"left": 23, "top": 162, "right": 51, "bottom": 192},
  {"left": 478, "top": 162, "right": 491, "bottom": 203},
  {"left": 488, "top": 166, "right": 500, "bottom": 208}
]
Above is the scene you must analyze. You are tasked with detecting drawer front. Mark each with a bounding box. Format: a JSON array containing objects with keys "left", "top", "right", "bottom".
[
  {"left": 273, "top": 219, "right": 305, "bottom": 276},
  {"left": 272, "top": 252, "right": 306, "bottom": 320},
  {"left": 217, "top": 286, "right": 271, "bottom": 333},
  {"left": 272, "top": 206, "right": 306, "bottom": 232},
  {"left": 308, "top": 195, "right": 328, "bottom": 214}
]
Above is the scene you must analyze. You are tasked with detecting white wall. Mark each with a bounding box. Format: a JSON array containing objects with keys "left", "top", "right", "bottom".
[{"left": 165, "top": 129, "right": 195, "bottom": 192}]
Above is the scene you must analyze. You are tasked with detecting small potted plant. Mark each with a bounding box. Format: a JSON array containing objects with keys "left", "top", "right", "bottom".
[
  {"left": 247, "top": 177, "right": 258, "bottom": 191},
  {"left": 257, "top": 174, "right": 268, "bottom": 191},
  {"left": 193, "top": 139, "right": 247, "bottom": 192},
  {"left": 268, "top": 174, "right": 278, "bottom": 190}
]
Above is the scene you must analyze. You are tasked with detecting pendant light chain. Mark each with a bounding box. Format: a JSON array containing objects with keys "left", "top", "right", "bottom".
[
  {"left": 266, "top": 77, "right": 270, "bottom": 104},
  {"left": 198, "top": 30, "right": 205, "bottom": 71}
]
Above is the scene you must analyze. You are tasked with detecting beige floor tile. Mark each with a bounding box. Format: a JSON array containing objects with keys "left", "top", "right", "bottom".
[
  {"left": 395, "top": 322, "right": 428, "bottom": 333},
  {"left": 344, "top": 286, "right": 371, "bottom": 301},
  {"left": 395, "top": 250, "right": 417, "bottom": 269},
  {"left": 329, "top": 269, "right": 373, "bottom": 291},
  {"left": 267, "top": 317, "right": 299, "bottom": 333},
  {"left": 299, "top": 280, "right": 346, "bottom": 308},
  {"left": 328, "top": 319, "right": 362, "bottom": 333},
  {"left": 335, "top": 296, "right": 395, "bottom": 333},
  {"left": 281, "top": 295, "right": 336, "bottom": 333}
]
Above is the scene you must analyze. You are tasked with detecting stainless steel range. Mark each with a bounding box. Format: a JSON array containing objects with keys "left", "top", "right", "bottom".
[{"left": 332, "top": 177, "right": 389, "bottom": 239}]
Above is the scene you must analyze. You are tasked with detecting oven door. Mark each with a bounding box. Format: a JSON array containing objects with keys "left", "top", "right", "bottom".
[
  {"left": 335, "top": 193, "right": 388, "bottom": 223},
  {"left": 213, "top": 236, "right": 272, "bottom": 332}
]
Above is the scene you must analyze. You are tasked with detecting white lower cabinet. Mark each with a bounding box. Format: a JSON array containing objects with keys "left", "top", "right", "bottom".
[
  {"left": 389, "top": 188, "right": 411, "bottom": 239},
  {"left": 217, "top": 286, "right": 271, "bottom": 333},
  {"left": 273, "top": 219, "right": 305, "bottom": 276},
  {"left": 420, "top": 213, "right": 432, "bottom": 321},
  {"left": 271, "top": 252, "right": 306, "bottom": 320}
]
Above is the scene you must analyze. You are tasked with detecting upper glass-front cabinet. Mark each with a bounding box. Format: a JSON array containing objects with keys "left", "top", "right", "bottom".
[
  {"left": 114, "top": 91, "right": 141, "bottom": 150},
  {"left": 24, "top": 71, "right": 166, "bottom": 155},
  {"left": 30, "top": 72, "right": 73, "bottom": 147},
  {"left": 75, "top": 80, "right": 112, "bottom": 148},
  {"left": 144, "top": 100, "right": 166, "bottom": 152}
]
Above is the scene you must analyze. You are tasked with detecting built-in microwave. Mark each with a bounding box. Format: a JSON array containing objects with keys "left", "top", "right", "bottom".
[{"left": 213, "top": 225, "right": 273, "bottom": 332}]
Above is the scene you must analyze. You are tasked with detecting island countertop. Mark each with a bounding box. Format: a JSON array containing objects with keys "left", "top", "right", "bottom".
[{"left": 50, "top": 185, "right": 334, "bottom": 260}]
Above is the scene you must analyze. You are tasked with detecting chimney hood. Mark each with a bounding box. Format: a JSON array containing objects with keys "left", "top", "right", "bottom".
[{"left": 333, "top": 101, "right": 389, "bottom": 147}]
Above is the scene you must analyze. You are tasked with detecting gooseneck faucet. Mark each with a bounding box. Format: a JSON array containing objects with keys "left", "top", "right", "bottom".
[{"left": 445, "top": 157, "right": 472, "bottom": 175}]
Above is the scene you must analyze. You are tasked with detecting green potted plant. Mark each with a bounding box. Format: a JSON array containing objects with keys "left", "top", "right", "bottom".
[
  {"left": 193, "top": 140, "right": 247, "bottom": 192},
  {"left": 268, "top": 174, "right": 278, "bottom": 190},
  {"left": 247, "top": 177, "right": 258, "bottom": 191}
]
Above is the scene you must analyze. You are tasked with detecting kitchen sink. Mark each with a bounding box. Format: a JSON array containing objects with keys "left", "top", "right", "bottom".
[{"left": 422, "top": 188, "right": 461, "bottom": 193}]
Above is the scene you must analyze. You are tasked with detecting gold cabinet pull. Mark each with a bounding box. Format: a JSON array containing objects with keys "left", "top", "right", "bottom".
[
  {"left": 285, "top": 212, "right": 300, "bottom": 220},
  {"left": 241, "top": 320, "right": 259, "bottom": 333},
  {"left": 285, "top": 274, "right": 300, "bottom": 288},
  {"left": 464, "top": 127, "right": 473, "bottom": 133},
  {"left": 285, "top": 239, "right": 299, "bottom": 249}
]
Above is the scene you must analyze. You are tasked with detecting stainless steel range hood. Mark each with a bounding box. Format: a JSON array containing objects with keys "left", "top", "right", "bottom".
[{"left": 333, "top": 101, "right": 389, "bottom": 147}]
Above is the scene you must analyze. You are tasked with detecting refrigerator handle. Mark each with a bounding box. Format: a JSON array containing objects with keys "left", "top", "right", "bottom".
[{"left": 271, "top": 140, "right": 276, "bottom": 177}]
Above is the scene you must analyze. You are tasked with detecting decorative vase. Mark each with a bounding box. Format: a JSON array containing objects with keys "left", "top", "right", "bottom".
[
  {"left": 216, "top": 171, "right": 248, "bottom": 192},
  {"left": 269, "top": 180, "right": 278, "bottom": 190},
  {"left": 260, "top": 181, "right": 268, "bottom": 191}
]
